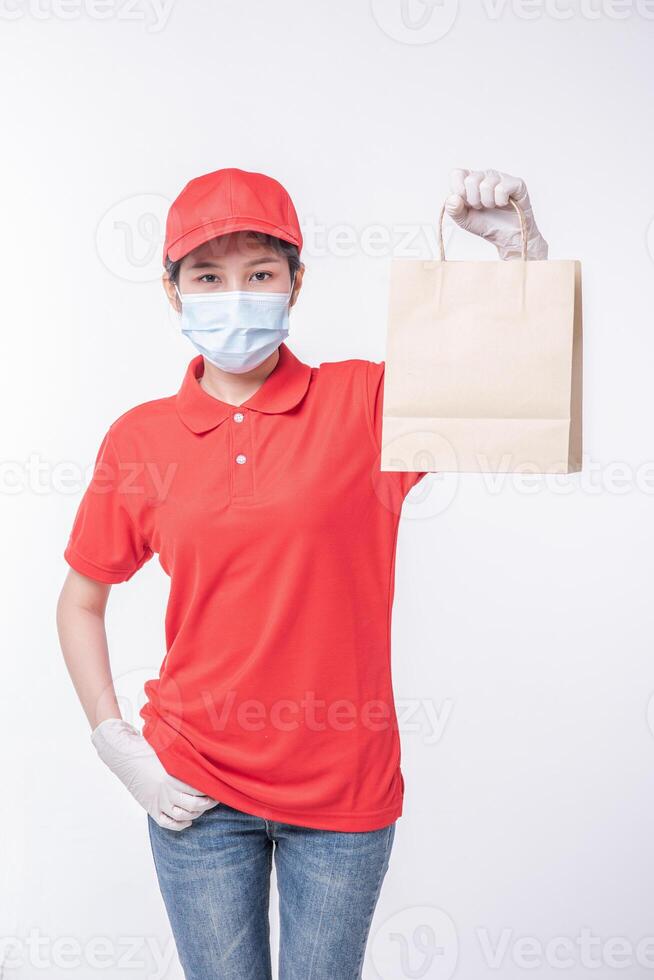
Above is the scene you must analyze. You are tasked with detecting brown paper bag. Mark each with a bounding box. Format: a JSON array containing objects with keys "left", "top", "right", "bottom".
[{"left": 381, "top": 198, "right": 582, "bottom": 474}]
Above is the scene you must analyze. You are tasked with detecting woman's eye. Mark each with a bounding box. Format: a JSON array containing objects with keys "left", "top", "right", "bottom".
[
  {"left": 250, "top": 271, "right": 271, "bottom": 283},
  {"left": 199, "top": 274, "right": 220, "bottom": 284}
]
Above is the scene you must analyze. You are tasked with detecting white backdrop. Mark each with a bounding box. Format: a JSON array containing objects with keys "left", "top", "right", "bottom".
[{"left": 2, "top": 1, "right": 654, "bottom": 977}]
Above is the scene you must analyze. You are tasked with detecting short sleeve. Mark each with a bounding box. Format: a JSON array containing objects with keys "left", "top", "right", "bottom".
[
  {"left": 364, "top": 359, "right": 431, "bottom": 494},
  {"left": 64, "top": 427, "right": 153, "bottom": 584}
]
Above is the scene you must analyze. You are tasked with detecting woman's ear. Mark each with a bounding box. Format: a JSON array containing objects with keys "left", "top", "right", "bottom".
[
  {"left": 290, "top": 263, "right": 305, "bottom": 309},
  {"left": 162, "top": 272, "right": 181, "bottom": 312}
]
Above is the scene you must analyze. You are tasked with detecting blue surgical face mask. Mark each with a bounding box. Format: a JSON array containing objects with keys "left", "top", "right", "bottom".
[{"left": 175, "top": 277, "right": 295, "bottom": 374}]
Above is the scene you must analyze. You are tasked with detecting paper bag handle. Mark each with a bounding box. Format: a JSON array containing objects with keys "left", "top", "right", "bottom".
[{"left": 437, "top": 196, "right": 528, "bottom": 262}]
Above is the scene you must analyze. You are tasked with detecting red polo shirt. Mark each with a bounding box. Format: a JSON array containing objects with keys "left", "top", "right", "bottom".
[{"left": 64, "top": 343, "right": 428, "bottom": 831}]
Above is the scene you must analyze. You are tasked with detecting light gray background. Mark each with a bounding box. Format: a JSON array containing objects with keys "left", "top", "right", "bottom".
[{"left": 2, "top": 1, "right": 653, "bottom": 977}]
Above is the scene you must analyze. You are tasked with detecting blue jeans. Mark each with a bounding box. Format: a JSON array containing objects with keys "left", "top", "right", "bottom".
[{"left": 147, "top": 801, "right": 395, "bottom": 979}]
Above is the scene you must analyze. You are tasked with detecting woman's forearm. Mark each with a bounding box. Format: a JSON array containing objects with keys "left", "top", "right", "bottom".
[
  {"left": 56, "top": 570, "right": 121, "bottom": 730},
  {"left": 56, "top": 568, "right": 216, "bottom": 829}
]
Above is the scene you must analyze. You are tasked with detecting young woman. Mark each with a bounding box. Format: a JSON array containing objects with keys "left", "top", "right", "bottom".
[{"left": 57, "top": 166, "right": 547, "bottom": 979}]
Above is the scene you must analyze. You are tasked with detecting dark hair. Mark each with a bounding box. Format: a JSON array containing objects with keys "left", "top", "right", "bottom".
[{"left": 164, "top": 231, "right": 301, "bottom": 286}]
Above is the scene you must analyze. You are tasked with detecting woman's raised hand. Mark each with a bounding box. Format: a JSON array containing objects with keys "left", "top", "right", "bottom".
[{"left": 445, "top": 168, "right": 548, "bottom": 260}]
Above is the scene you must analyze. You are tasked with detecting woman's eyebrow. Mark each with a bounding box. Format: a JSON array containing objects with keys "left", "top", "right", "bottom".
[
  {"left": 187, "top": 260, "right": 223, "bottom": 270},
  {"left": 187, "top": 255, "right": 282, "bottom": 270},
  {"left": 243, "top": 255, "right": 282, "bottom": 267}
]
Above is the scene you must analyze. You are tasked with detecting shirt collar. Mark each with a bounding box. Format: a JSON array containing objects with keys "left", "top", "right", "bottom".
[{"left": 176, "top": 342, "right": 313, "bottom": 434}]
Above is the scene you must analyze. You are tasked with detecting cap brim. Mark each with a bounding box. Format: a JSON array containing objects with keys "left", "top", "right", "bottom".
[{"left": 166, "top": 216, "right": 302, "bottom": 263}]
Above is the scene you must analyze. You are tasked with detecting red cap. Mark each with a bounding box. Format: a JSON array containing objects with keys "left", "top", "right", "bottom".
[{"left": 163, "top": 167, "right": 302, "bottom": 266}]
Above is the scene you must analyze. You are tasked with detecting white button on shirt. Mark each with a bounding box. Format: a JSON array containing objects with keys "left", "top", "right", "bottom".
[
  {"left": 233, "top": 412, "right": 244, "bottom": 423},
  {"left": 235, "top": 454, "right": 247, "bottom": 464}
]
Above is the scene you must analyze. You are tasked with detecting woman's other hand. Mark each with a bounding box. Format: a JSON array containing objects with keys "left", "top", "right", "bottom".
[
  {"left": 91, "top": 718, "right": 219, "bottom": 831},
  {"left": 445, "top": 168, "right": 548, "bottom": 260}
]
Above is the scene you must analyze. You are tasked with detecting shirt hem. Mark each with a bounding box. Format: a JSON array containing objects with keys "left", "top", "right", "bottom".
[
  {"left": 63, "top": 545, "right": 132, "bottom": 584},
  {"left": 142, "top": 723, "right": 403, "bottom": 833}
]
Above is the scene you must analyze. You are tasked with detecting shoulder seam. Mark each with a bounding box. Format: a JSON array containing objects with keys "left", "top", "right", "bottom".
[{"left": 107, "top": 394, "right": 177, "bottom": 433}]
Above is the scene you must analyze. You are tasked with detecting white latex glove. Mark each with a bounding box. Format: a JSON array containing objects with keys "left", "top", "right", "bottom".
[
  {"left": 445, "top": 168, "right": 548, "bottom": 260},
  {"left": 91, "top": 717, "right": 219, "bottom": 831}
]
